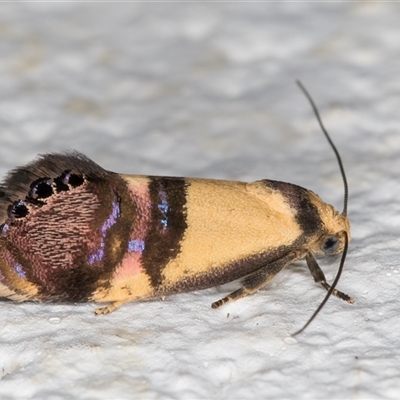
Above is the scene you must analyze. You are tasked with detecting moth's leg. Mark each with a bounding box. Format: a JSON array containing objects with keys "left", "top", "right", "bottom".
[
  {"left": 211, "top": 251, "right": 301, "bottom": 309},
  {"left": 305, "top": 253, "right": 354, "bottom": 303},
  {"left": 94, "top": 301, "right": 124, "bottom": 315}
]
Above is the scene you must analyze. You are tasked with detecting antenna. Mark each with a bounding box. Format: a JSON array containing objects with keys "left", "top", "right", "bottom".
[
  {"left": 292, "top": 81, "right": 349, "bottom": 335},
  {"left": 295, "top": 80, "right": 348, "bottom": 216}
]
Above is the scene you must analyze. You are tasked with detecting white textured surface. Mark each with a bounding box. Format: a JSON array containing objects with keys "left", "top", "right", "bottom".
[{"left": 0, "top": 3, "right": 399, "bottom": 399}]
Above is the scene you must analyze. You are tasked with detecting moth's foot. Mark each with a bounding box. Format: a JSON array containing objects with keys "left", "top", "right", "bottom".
[
  {"left": 94, "top": 301, "right": 123, "bottom": 315},
  {"left": 211, "top": 288, "right": 247, "bottom": 309},
  {"left": 321, "top": 281, "right": 354, "bottom": 304},
  {"left": 211, "top": 298, "right": 226, "bottom": 309}
]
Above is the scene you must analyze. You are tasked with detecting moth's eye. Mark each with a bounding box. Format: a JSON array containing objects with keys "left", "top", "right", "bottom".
[
  {"left": 29, "top": 178, "right": 53, "bottom": 199},
  {"left": 321, "top": 236, "right": 339, "bottom": 254}
]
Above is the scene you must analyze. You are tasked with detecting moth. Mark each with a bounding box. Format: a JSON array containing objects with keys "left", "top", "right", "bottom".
[{"left": 0, "top": 82, "right": 352, "bottom": 333}]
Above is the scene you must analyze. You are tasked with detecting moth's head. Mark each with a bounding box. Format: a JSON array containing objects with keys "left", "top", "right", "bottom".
[{"left": 311, "top": 199, "right": 350, "bottom": 256}]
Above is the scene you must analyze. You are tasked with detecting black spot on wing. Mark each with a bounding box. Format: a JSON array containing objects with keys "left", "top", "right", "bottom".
[{"left": 0, "top": 151, "right": 110, "bottom": 223}]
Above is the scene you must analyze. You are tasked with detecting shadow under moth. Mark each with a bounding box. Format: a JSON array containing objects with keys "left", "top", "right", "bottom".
[{"left": 0, "top": 82, "right": 353, "bottom": 334}]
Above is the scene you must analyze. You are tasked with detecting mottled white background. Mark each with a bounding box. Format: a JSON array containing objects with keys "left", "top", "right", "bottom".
[{"left": 0, "top": 3, "right": 399, "bottom": 399}]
